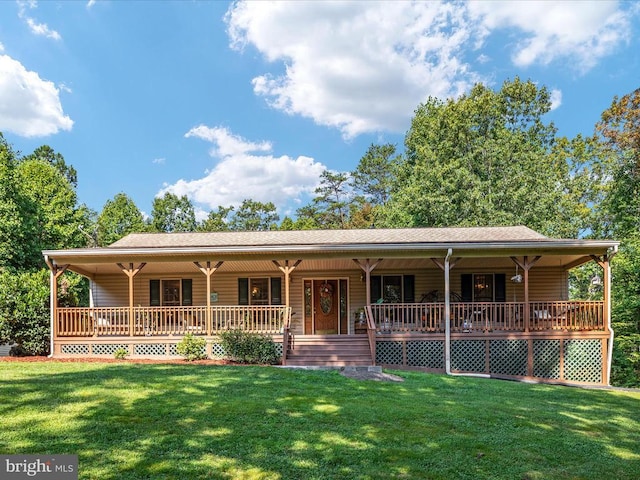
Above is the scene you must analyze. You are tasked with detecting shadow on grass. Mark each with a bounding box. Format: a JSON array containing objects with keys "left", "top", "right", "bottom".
[{"left": 0, "top": 362, "right": 638, "bottom": 479}]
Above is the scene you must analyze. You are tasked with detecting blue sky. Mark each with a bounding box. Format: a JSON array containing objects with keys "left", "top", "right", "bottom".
[{"left": 1, "top": 1, "right": 638, "bottom": 221}]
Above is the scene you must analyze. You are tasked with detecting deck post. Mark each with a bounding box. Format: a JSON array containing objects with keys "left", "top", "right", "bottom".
[
  {"left": 117, "top": 263, "right": 146, "bottom": 336},
  {"left": 195, "top": 261, "right": 223, "bottom": 336},
  {"left": 590, "top": 251, "right": 616, "bottom": 385},
  {"left": 44, "top": 257, "right": 68, "bottom": 356},
  {"left": 511, "top": 256, "right": 541, "bottom": 332},
  {"left": 353, "top": 259, "right": 382, "bottom": 306}
]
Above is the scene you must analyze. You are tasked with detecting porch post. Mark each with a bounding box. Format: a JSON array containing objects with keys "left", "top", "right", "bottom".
[
  {"left": 273, "top": 260, "right": 302, "bottom": 307},
  {"left": 117, "top": 263, "right": 146, "bottom": 336},
  {"left": 590, "top": 251, "right": 617, "bottom": 385},
  {"left": 44, "top": 257, "right": 68, "bottom": 356},
  {"left": 195, "top": 261, "right": 223, "bottom": 335},
  {"left": 511, "top": 256, "right": 541, "bottom": 333}
]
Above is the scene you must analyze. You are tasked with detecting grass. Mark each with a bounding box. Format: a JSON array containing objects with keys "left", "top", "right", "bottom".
[{"left": 0, "top": 362, "right": 639, "bottom": 480}]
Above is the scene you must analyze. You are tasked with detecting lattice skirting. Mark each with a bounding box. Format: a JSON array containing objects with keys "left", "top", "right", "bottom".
[
  {"left": 58, "top": 338, "right": 283, "bottom": 360},
  {"left": 376, "top": 338, "right": 605, "bottom": 385}
]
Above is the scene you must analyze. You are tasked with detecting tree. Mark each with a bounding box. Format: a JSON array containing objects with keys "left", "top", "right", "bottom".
[
  {"left": 16, "top": 158, "right": 90, "bottom": 256},
  {"left": 97, "top": 193, "right": 146, "bottom": 246},
  {"left": 150, "top": 192, "right": 196, "bottom": 233},
  {"left": 198, "top": 206, "right": 234, "bottom": 232},
  {"left": 228, "top": 199, "right": 279, "bottom": 231},
  {"left": 381, "top": 78, "right": 594, "bottom": 237},
  {"left": 0, "top": 134, "right": 39, "bottom": 270},
  {"left": 596, "top": 88, "right": 640, "bottom": 239},
  {"left": 23, "top": 145, "right": 78, "bottom": 187},
  {"left": 311, "top": 170, "right": 351, "bottom": 229},
  {"left": 351, "top": 143, "right": 400, "bottom": 207}
]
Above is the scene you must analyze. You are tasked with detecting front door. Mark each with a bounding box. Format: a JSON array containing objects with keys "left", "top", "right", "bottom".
[{"left": 313, "top": 280, "right": 339, "bottom": 334}]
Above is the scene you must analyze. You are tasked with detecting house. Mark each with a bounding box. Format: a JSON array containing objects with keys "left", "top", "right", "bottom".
[{"left": 43, "top": 226, "right": 618, "bottom": 386}]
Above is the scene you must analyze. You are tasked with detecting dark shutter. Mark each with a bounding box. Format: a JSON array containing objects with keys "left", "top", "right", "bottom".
[
  {"left": 461, "top": 274, "right": 472, "bottom": 302},
  {"left": 403, "top": 275, "right": 415, "bottom": 303},
  {"left": 270, "top": 277, "right": 282, "bottom": 305},
  {"left": 495, "top": 274, "right": 506, "bottom": 302},
  {"left": 238, "top": 278, "right": 249, "bottom": 305},
  {"left": 370, "top": 275, "right": 382, "bottom": 303},
  {"left": 150, "top": 280, "right": 160, "bottom": 306},
  {"left": 182, "top": 279, "right": 193, "bottom": 306}
]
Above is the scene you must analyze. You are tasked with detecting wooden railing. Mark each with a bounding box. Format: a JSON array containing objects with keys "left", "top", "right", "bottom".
[
  {"left": 369, "top": 301, "right": 605, "bottom": 334},
  {"left": 57, "top": 306, "right": 291, "bottom": 337}
]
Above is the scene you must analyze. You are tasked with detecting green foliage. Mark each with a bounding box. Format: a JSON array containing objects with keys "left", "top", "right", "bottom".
[
  {"left": 198, "top": 205, "right": 234, "bottom": 232},
  {"left": 150, "top": 192, "right": 197, "bottom": 233},
  {"left": 228, "top": 199, "right": 279, "bottom": 231},
  {"left": 0, "top": 269, "right": 50, "bottom": 355},
  {"left": 97, "top": 193, "right": 145, "bottom": 245},
  {"left": 176, "top": 333, "right": 207, "bottom": 361},
  {"left": 22, "top": 145, "right": 78, "bottom": 187},
  {"left": 381, "top": 78, "right": 597, "bottom": 237},
  {"left": 351, "top": 143, "right": 399, "bottom": 207},
  {"left": 113, "top": 347, "right": 128, "bottom": 360},
  {"left": 308, "top": 170, "right": 351, "bottom": 229},
  {"left": 218, "top": 329, "right": 280, "bottom": 364},
  {"left": 16, "top": 158, "right": 90, "bottom": 254}
]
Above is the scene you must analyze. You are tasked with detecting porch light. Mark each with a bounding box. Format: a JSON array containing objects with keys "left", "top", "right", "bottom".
[{"left": 591, "top": 275, "right": 602, "bottom": 286}]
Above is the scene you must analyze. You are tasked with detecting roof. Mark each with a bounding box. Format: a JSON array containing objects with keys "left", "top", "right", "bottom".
[
  {"left": 42, "top": 226, "right": 619, "bottom": 276},
  {"left": 109, "top": 226, "right": 548, "bottom": 249}
]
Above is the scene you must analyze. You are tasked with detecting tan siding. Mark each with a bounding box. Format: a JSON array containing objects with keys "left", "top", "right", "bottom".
[{"left": 92, "top": 275, "right": 129, "bottom": 307}]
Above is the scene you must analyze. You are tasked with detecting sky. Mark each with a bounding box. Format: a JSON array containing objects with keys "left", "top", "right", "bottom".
[{"left": 0, "top": 0, "right": 639, "bottom": 221}]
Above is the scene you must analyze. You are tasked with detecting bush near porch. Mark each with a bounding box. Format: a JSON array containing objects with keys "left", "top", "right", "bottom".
[{"left": 0, "top": 361, "right": 638, "bottom": 480}]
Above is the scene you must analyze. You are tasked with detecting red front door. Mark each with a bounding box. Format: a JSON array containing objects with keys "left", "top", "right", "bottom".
[{"left": 313, "top": 280, "right": 339, "bottom": 334}]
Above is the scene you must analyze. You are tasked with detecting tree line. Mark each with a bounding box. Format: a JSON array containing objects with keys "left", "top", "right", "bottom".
[{"left": 0, "top": 78, "right": 638, "bottom": 385}]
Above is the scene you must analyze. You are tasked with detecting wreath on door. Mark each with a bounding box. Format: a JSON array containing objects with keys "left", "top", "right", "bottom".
[{"left": 319, "top": 281, "right": 333, "bottom": 314}]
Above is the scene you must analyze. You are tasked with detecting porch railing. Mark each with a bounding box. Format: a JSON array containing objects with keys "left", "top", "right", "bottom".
[
  {"left": 56, "top": 306, "right": 291, "bottom": 337},
  {"left": 369, "top": 301, "right": 605, "bottom": 334}
]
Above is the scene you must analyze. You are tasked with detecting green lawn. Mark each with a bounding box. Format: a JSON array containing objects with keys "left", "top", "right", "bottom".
[{"left": 0, "top": 362, "right": 638, "bottom": 480}]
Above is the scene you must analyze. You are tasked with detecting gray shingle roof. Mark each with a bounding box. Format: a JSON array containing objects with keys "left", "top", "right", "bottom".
[{"left": 109, "top": 226, "right": 548, "bottom": 249}]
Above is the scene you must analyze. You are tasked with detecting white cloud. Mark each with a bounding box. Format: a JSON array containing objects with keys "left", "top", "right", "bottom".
[
  {"left": 467, "top": 1, "right": 631, "bottom": 72},
  {"left": 17, "top": 0, "right": 61, "bottom": 41},
  {"left": 225, "top": 1, "right": 633, "bottom": 139},
  {"left": 0, "top": 42, "right": 4, "bottom": 53},
  {"left": 0, "top": 54, "right": 73, "bottom": 137},
  {"left": 160, "top": 126, "right": 325, "bottom": 213},
  {"left": 549, "top": 89, "right": 562, "bottom": 111},
  {"left": 87, "top": 0, "right": 97, "bottom": 8},
  {"left": 152, "top": 157, "right": 166, "bottom": 165}
]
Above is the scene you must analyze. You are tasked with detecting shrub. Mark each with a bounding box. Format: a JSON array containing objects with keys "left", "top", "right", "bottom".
[
  {"left": 219, "top": 329, "right": 280, "bottom": 364},
  {"left": 176, "top": 333, "right": 207, "bottom": 361},
  {"left": 0, "top": 269, "right": 50, "bottom": 355},
  {"left": 113, "top": 347, "right": 128, "bottom": 360}
]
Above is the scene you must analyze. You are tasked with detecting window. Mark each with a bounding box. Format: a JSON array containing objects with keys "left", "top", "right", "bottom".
[
  {"left": 370, "top": 275, "right": 415, "bottom": 303},
  {"left": 238, "top": 277, "right": 282, "bottom": 305},
  {"left": 150, "top": 279, "right": 193, "bottom": 306},
  {"left": 461, "top": 274, "right": 506, "bottom": 302}
]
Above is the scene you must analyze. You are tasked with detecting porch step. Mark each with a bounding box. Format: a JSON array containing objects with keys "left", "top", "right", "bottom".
[{"left": 285, "top": 335, "right": 373, "bottom": 367}]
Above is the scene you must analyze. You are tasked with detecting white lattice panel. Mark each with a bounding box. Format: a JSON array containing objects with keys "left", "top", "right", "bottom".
[
  {"left": 490, "top": 340, "right": 528, "bottom": 377},
  {"left": 211, "top": 343, "right": 225, "bottom": 358},
  {"left": 134, "top": 344, "right": 167, "bottom": 356},
  {"left": 92, "top": 344, "right": 128, "bottom": 356},
  {"left": 61, "top": 344, "right": 89, "bottom": 355}
]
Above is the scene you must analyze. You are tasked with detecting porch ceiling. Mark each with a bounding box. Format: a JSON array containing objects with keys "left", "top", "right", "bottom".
[{"left": 59, "top": 253, "right": 598, "bottom": 278}]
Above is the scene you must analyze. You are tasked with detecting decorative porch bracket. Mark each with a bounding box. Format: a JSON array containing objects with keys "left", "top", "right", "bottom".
[
  {"left": 44, "top": 259, "right": 69, "bottom": 350},
  {"left": 272, "top": 260, "right": 302, "bottom": 307},
  {"left": 510, "top": 256, "right": 541, "bottom": 333},
  {"left": 117, "top": 263, "right": 146, "bottom": 336},
  {"left": 194, "top": 261, "right": 224, "bottom": 336},
  {"left": 353, "top": 258, "right": 382, "bottom": 305}
]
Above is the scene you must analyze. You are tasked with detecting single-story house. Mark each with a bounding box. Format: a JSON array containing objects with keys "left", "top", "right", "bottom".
[{"left": 43, "top": 226, "right": 618, "bottom": 386}]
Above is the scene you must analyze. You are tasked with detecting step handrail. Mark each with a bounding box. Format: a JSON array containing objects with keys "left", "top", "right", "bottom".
[{"left": 365, "top": 305, "right": 376, "bottom": 365}]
